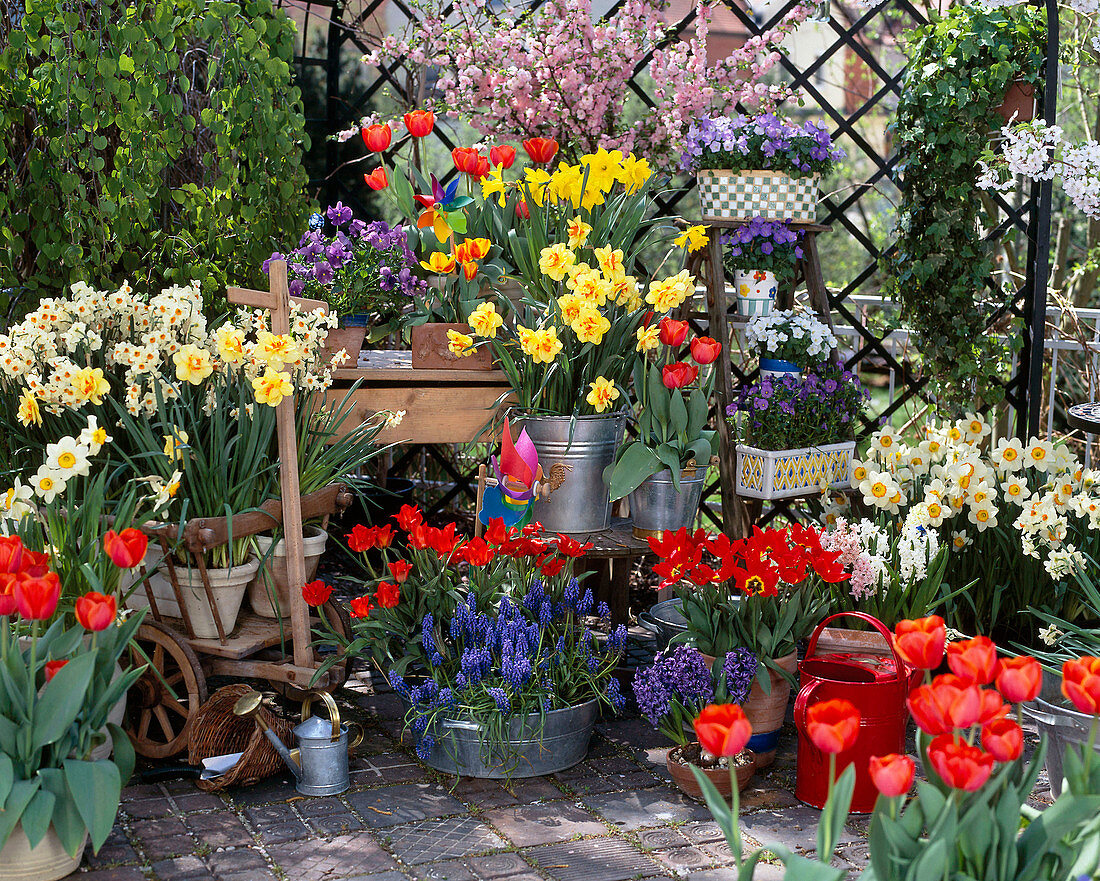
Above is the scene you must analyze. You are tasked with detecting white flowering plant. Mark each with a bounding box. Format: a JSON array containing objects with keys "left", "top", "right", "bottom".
[
  {"left": 820, "top": 517, "right": 962, "bottom": 629},
  {"left": 853, "top": 412, "right": 1100, "bottom": 644},
  {"left": 743, "top": 309, "right": 835, "bottom": 367}
]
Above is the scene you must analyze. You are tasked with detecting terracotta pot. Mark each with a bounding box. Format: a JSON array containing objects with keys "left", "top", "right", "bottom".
[
  {"left": 249, "top": 526, "right": 328, "bottom": 618},
  {"left": 320, "top": 324, "right": 367, "bottom": 366},
  {"left": 741, "top": 651, "right": 798, "bottom": 768},
  {"left": 813, "top": 626, "right": 892, "bottom": 657},
  {"left": 410, "top": 323, "right": 492, "bottom": 370},
  {"left": 996, "top": 80, "right": 1036, "bottom": 125},
  {"left": 666, "top": 744, "right": 755, "bottom": 800},
  {"left": 0, "top": 823, "right": 85, "bottom": 881}
]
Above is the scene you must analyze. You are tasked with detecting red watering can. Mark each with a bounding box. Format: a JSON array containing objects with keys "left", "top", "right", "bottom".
[{"left": 794, "top": 612, "right": 917, "bottom": 813}]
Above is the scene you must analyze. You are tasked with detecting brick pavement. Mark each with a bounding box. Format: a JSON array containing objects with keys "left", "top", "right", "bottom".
[{"left": 66, "top": 667, "right": 879, "bottom": 881}]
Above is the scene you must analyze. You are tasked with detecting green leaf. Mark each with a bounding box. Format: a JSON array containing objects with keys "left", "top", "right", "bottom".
[
  {"left": 20, "top": 788, "right": 56, "bottom": 849},
  {"left": 36, "top": 769, "right": 85, "bottom": 858},
  {"left": 108, "top": 723, "right": 136, "bottom": 785},
  {"left": 669, "top": 389, "right": 688, "bottom": 434},
  {"left": 0, "top": 754, "right": 12, "bottom": 808},
  {"left": 63, "top": 760, "right": 121, "bottom": 852},
  {"left": 32, "top": 651, "right": 95, "bottom": 749},
  {"left": 0, "top": 780, "right": 40, "bottom": 851},
  {"left": 606, "top": 442, "right": 661, "bottom": 501}
]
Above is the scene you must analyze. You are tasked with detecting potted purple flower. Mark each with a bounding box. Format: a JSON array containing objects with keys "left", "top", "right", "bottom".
[
  {"left": 682, "top": 114, "right": 843, "bottom": 222},
  {"left": 632, "top": 644, "right": 758, "bottom": 799},
  {"left": 720, "top": 219, "right": 804, "bottom": 317},
  {"left": 266, "top": 204, "right": 425, "bottom": 363},
  {"left": 727, "top": 359, "right": 868, "bottom": 500}
]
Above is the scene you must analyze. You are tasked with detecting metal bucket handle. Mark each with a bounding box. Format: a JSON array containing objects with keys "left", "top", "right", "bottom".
[
  {"left": 301, "top": 691, "right": 342, "bottom": 743},
  {"left": 636, "top": 611, "right": 660, "bottom": 636},
  {"left": 804, "top": 611, "right": 908, "bottom": 688}
]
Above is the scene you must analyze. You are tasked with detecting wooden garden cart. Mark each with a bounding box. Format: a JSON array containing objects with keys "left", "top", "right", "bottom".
[{"left": 123, "top": 265, "right": 359, "bottom": 758}]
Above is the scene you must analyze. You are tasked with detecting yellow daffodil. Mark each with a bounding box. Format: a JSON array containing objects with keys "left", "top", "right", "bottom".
[
  {"left": 636, "top": 324, "right": 660, "bottom": 352},
  {"left": 618, "top": 153, "right": 653, "bottom": 192},
  {"left": 586, "top": 376, "right": 620, "bottom": 413},
  {"left": 538, "top": 244, "right": 576, "bottom": 282},
  {"left": 519, "top": 325, "right": 563, "bottom": 364},
  {"left": 420, "top": 252, "right": 457, "bottom": 274},
  {"left": 674, "top": 225, "right": 710, "bottom": 253},
  {"left": 593, "top": 245, "right": 625, "bottom": 279},
  {"left": 70, "top": 367, "right": 110, "bottom": 406},
  {"left": 173, "top": 344, "right": 214, "bottom": 385},
  {"left": 163, "top": 429, "right": 189, "bottom": 464},
  {"left": 548, "top": 163, "right": 585, "bottom": 208},
  {"left": 557, "top": 294, "right": 586, "bottom": 326},
  {"left": 446, "top": 329, "right": 476, "bottom": 357},
  {"left": 572, "top": 307, "right": 611, "bottom": 345},
  {"left": 480, "top": 165, "right": 509, "bottom": 207},
  {"left": 646, "top": 270, "right": 695, "bottom": 313},
  {"left": 17, "top": 390, "right": 41, "bottom": 427},
  {"left": 523, "top": 167, "right": 552, "bottom": 206},
  {"left": 255, "top": 332, "right": 301, "bottom": 370},
  {"left": 215, "top": 325, "right": 247, "bottom": 364},
  {"left": 468, "top": 302, "right": 503, "bottom": 338},
  {"left": 610, "top": 275, "right": 639, "bottom": 307},
  {"left": 251, "top": 369, "right": 294, "bottom": 406},
  {"left": 571, "top": 271, "right": 610, "bottom": 306},
  {"left": 566, "top": 216, "right": 592, "bottom": 249},
  {"left": 580, "top": 148, "right": 623, "bottom": 195}
]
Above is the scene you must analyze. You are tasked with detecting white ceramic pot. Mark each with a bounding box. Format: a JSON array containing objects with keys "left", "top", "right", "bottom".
[
  {"left": 0, "top": 824, "right": 85, "bottom": 881},
  {"left": 174, "top": 555, "right": 259, "bottom": 639},
  {"left": 249, "top": 527, "right": 329, "bottom": 618},
  {"left": 122, "top": 546, "right": 179, "bottom": 617},
  {"left": 733, "top": 269, "right": 778, "bottom": 318}
]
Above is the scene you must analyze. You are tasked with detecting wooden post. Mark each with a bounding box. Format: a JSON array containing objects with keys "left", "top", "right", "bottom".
[{"left": 227, "top": 261, "right": 316, "bottom": 669}]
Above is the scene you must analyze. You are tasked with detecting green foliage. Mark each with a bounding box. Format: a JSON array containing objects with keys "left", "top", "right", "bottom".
[
  {"left": 0, "top": 0, "right": 312, "bottom": 314},
  {"left": 884, "top": 4, "right": 1046, "bottom": 413}
]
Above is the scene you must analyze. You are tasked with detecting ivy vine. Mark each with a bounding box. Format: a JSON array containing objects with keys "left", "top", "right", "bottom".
[
  {"left": 885, "top": 4, "right": 1046, "bottom": 413},
  {"left": 0, "top": 0, "right": 313, "bottom": 313}
]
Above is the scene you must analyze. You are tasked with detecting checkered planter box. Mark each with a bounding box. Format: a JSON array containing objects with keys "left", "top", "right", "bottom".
[
  {"left": 735, "top": 440, "right": 855, "bottom": 500},
  {"left": 697, "top": 170, "right": 819, "bottom": 222}
]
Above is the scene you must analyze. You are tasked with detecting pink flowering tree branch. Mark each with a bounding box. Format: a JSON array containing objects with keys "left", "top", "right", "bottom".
[{"left": 359, "top": 0, "right": 815, "bottom": 167}]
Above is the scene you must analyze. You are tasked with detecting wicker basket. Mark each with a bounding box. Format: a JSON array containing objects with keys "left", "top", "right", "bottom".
[{"left": 188, "top": 684, "right": 294, "bottom": 792}]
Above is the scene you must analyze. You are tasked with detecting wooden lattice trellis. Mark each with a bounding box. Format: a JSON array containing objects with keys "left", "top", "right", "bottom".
[{"left": 278, "top": 0, "right": 1058, "bottom": 529}]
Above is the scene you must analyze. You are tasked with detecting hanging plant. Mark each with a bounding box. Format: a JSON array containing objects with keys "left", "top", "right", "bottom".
[{"left": 884, "top": 4, "right": 1046, "bottom": 413}]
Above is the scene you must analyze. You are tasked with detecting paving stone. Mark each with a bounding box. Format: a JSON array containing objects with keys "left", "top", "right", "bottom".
[
  {"left": 310, "top": 812, "right": 367, "bottom": 835},
  {"left": 466, "top": 852, "right": 538, "bottom": 878},
  {"left": 651, "top": 845, "right": 718, "bottom": 872},
  {"left": 382, "top": 816, "right": 507, "bottom": 865},
  {"left": 636, "top": 828, "right": 692, "bottom": 850},
  {"left": 501, "top": 777, "right": 568, "bottom": 803},
  {"left": 219, "top": 872, "right": 278, "bottom": 881},
  {"left": 581, "top": 787, "right": 713, "bottom": 831},
  {"left": 413, "top": 859, "right": 477, "bottom": 880},
  {"left": 138, "top": 826, "right": 196, "bottom": 861},
  {"left": 245, "top": 803, "right": 301, "bottom": 827},
  {"left": 152, "top": 855, "right": 213, "bottom": 880},
  {"left": 205, "top": 847, "right": 269, "bottom": 874},
  {"left": 528, "top": 837, "right": 666, "bottom": 881},
  {"left": 77, "top": 870, "right": 148, "bottom": 881},
  {"left": 445, "top": 777, "right": 520, "bottom": 809},
  {"left": 485, "top": 802, "right": 609, "bottom": 846},
  {"left": 350, "top": 753, "right": 429, "bottom": 785},
  {"left": 740, "top": 807, "right": 858, "bottom": 853},
  {"left": 738, "top": 783, "right": 799, "bottom": 811},
  {"left": 298, "top": 796, "right": 353, "bottom": 818},
  {"left": 596, "top": 718, "right": 671, "bottom": 749},
  {"left": 83, "top": 830, "right": 140, "bottom": 868},
  {"left": 254, "top": 821, "right": 312, "bottom": 844},
  {"left": 225, "top": 775, "right": 297, "bottom": 806},
  {"left": 185, "top": 812, "right": 253, "bottom": 848},
  {"left": 570, "top": 770, "right": 658, "bottom": 795},
  {"left": 268, "top": 832, "right": 401, "bottom": 879},
  {"left": 173, "top": 792, "right": 224, "bottom": 812},
  {"left": 687, "top": 867, "right": 790, "bottom": 881},
  {"left": 341, "top": 873, "right": 410, "bottom": 881},
  {"left": 124, "top": 797, "right": 176, "bottom": 820},
  {"left": 122, "top": 783, "right": 164, "bottom": 800},
  {"left": 678, "top": 822, "right": 725, "bottom": 846},
  {"left": 347, "top": 782, "right": 465, "bottom": 828}
]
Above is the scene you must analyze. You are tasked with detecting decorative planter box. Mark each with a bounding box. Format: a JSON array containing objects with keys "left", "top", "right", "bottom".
[
  {"left": 735, "top": 440, "right": 855, "bottom": 500},
  {"left": 697, "top": 170, "right": 818, "bottom": 222},
  {"left": 410, "top": 322, "right": 493, "bottom": 370}
]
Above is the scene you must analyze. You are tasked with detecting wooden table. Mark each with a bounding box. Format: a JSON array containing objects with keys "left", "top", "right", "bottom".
[
  {"left": 572, "top": 519, "right": 652, "bottom": 625},
  {"left": 330, "top": 351, "right": 514, "bottom": 445}
]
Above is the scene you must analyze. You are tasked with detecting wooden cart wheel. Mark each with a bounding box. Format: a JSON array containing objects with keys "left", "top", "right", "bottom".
[
  {"left": 125, "top": 621, "right": 208, "bottom": 759},
  {"left": 271, "top": 599, "right": 353, "bottom": 701}
]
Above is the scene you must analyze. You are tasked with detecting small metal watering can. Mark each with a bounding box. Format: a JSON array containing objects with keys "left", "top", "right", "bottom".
[
  {"left": 234, "top": 689, "right": 363, "bottom": 797},
  {"left": 794, "top": 612, "right": 918, "bottom": 813}
]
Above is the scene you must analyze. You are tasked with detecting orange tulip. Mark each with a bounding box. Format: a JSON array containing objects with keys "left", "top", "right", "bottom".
[
  {"left": 489, "top": 145, "right": 516, "bottom": 169},
  {"left": 927, "top": 734, "right": 995, "bottom": 791},
  {"left": 14, "top": 571, "right": 60, "bottom": 620},
  {"left": 364, "top": 168, "right": 389, "bottom": 190},
  {"left": 361, "top": 123, "right": 393, "bottom": 152},
  {"left": 523, "top": 137, "right": 559, "bottom": 164},
  {"left": 75, "top": 591, "right": 116, "bottom": 631},
  {"left": 946, "top": 636, "right": 998, "bottom": 685},
  {"left": 103, "top": 527, "right": 148, "bottom": 569},
  {"left": 868, "top": 753, "right": 914, "bottom": 797},
  {"left": 805, "top": 699, "right": 860, "bottom": 754},
  {"left": 44, "top": 659, "right": 68, "bottom": 682},
  {"left": 452, "top": 147, "right": 483, "bottom": 175},
  {"left": 1062, "top": 657, "right": 1100, "bottom": 715},
  {"left": 981, "top": 717, "right": 1023, "bottom": 762},
  {"left": 907, "top": 674, "right": 981, "bottom": 735},
  {"left": 995, "top": 656, "right": 1042, "bottom": 704},
  {"left": 893, "top": 616, "right": 946, "bottom": 670},
  {"left": 403, "top": 110, "right": 435, "bottom": 138},
  {"left": 690, "top": 337, "right": 722, "bottom": 365},
  {"left": 694, "top": 704, "right": 752, "bottom": 758}
]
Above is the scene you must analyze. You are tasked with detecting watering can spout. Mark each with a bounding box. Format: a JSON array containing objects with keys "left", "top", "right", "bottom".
[{"left": 233, "top": 690, "right": 302, "bottom": 780}]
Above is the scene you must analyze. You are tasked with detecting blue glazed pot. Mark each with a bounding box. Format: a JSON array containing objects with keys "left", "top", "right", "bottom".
[
  {"left": 341, "top": 312, "right": 370, "bottom": 328},
  {"left": 759, "top": 358, "right": 801, "bottom": 381}
]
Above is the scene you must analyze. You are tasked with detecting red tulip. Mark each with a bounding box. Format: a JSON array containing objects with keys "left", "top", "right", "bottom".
[
  {"left": 0, "top": 536, "right": 25, "bottom": 574},
  {"left": 14, "top": 572, "right": 60, "bottom": 621},
  {"left": 459, "top": 537, "right": 494, "bottom": 567},
  {"left": 0, "top": 581, "right": 15, "bottom": 617},
  {"left": 375, "top": 581, "right": 400, "bottom": 609},
  {"left": 490, "top": 145, "right": 516, "bottom": 169},
  {"left": 977, "top": 688, "right": 1009, "bottom": 724},
  {"left": 694, "top": 704, "right": 752, "bottom": 758},
  {"left": 658, "top": 317, "right": 689, "bottom": 347},
  {"left": 522, "top": 137, "right": 559, "bottom": 164},
  {"left": 1062, "top": 657, "right": 1100, "bottom": 715},
  {"left": 996, "top": 656, "right": 1042, "bottom": 704},
  {"left": 361, "top": 123, "right": 393, "bottom": 152},
  {"left": 981, "top": 717, "right": 1023, "bottom": 762},
  {"left": 472, "top": 155, "right": 490, "bottom": 180},
  {"left": 452, "top": 147, "right": 483, "bottom": 175},
  {"left": 347, "top": 524, "right": 376, "bottom": 553},
  {"left": 22, "top": 550, "right": 49, "bottom": 577},
  {"left": 907, "top": 674, "right": 982, "bottom": 735},
  {"left": 75, "top": 591, "right": 116, "bottom": 632},
  {"left": 349, "top": 594, "right": 374, "bottom": 619},
  {"left": 927, "top": 734, "right": 995, "bottom": 791},
  {"left": 302, "top": 580, "right": 334, "bottom": 607},
  {"left": 555, "top": 536, "right": 592, "bottom": 558},
  {"left": 403, "top": 110, "right": 434, "bottom": 138},
  {"left": 364, "top": 168, "right": 389, "bottom": 190},
  {"left": 868, "top": 753, "right": 914, "bottom": 797},
  {"left": 394, "top": 504, "right": 423, "bottom": 532},
  {"left": 893, "top": 616, "right": 947, "bottom": 670},
  {"left": 388, "top": 560, "right": 413, "bottom": 584},
  {"left": 805, "top": 698, "right": 860, "bottom": 754},
  {"left": 103, "top": 528, "right": 148, "bottom": 569},
  {"left": 515, "top": 200, "right": 530, "bottom": 219},
  {"left": 44, "top": 660, "right": 68, "bottom": 682},
  {"left": 661, "top": 362, "right": 698, "bottom": 389},
  {"left": 947, "top": 636, "right": 999, "bottom": 685},
  {"left": 375, "top": 525, "right": 395, "bottom": 549},
  {"left": 690, "top": 336, "right": 721, "bottom": 365},
  {"left": 541, "top": 557, "right": 567, "bottom": 577}
]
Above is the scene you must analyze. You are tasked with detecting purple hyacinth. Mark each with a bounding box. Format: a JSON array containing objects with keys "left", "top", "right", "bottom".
[{"left": 722, "top": 648, "right": 758, "bottom": 705}]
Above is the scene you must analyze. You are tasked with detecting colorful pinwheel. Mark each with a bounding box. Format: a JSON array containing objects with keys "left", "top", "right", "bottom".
[
  {"left": 479, "top": 417, "right": 542, "bottom": 529},
  {"left": 415, "top": 174, "right": 473, "bottom": 242}
]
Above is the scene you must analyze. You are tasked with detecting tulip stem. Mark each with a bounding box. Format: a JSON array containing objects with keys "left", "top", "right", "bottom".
[
  {"left": 728, "top": 762, "right": 742, "bottom": 869},
  {"left": 1086, "top": 714, "right": 1099, "bottom": 780},
  {"left": 0, "top": 614, "right": 7, "bottom": 666}
]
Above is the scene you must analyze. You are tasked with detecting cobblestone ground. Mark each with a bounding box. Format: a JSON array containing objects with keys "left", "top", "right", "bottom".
[{"left": 66, "top": 644, "right": 1052, "bottom": 881}]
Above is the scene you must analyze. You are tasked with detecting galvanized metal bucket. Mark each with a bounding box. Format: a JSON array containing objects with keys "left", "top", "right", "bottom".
[
  {"left": 422, "top": 700, "right": 598, "bottom": 778},
  {"left": 516, "top": 411, "right": 626, "bottom": 534},
  {"left": 629, "top": 467, "right": 707, "bottom": 539},
  {"left": 1028, "top": 696, "right": 1100, "bottom": 798},
  {"left": 636, "top": 598, "right": 689, "bottom": 651}
]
